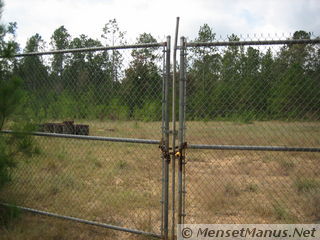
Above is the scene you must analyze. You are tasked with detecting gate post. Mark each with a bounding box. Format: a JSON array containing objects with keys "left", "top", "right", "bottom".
[
  {"left": 178, "top": 36, "right": 187, "bottom": 225},
  {"left": 162, "top": 35, "right": 171, "bottom": 240}
]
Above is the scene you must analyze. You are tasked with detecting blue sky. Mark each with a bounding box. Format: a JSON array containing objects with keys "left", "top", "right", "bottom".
[{"left": 2, "top": 0, "right": 320, "bottom": 49}]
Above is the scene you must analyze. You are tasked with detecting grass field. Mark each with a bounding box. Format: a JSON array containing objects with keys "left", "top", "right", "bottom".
[{"left": 0, "top": 120, "right": 319, "bottom": 239}]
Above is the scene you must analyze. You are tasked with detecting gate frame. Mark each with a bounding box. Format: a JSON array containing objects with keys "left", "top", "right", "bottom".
[
  {"left": 1, "top": 40, "right": 171, "bottom": 239},
  {"left": 175, "top": 37, "right": 320, "bottom": 233}
]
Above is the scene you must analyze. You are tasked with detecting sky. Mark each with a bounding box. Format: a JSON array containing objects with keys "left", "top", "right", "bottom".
[{"left": 2, "top": 0, "right": 320, "bottom": 50}]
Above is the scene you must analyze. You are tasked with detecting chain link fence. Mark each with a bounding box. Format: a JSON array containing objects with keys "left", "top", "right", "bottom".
[
  {"left": 1, "top": 31, "right": 320, "bottom": 240},
  {"left": 0, "top": 40, "right": 170, "bottom": 238},
  {"left": 180, "top": 35, "right": 320, "bottom": 226}
]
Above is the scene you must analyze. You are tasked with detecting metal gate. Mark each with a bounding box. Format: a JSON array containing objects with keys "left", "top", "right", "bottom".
[
  {"left": 174, "top": 36, "right": 320, "bottom": 237},
  {"left": 0, "top": 39, "right": 171, "bottom": 239}
]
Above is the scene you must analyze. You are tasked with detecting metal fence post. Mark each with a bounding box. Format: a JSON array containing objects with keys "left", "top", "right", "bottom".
[
  {"left": 178, "top": 36, "right": 186, "bottom": 225},
  {"left": 162, "top": 35, "right": 171, "bottom": 240},
  {"left": 182, "top": 37, "right": 187, "bottom": 225},
  {"left": 161, "top": 41, "right": 166, "bottom": 237},
  {"left": 171, "top": 17, "right": 180, "bottom": 240}
]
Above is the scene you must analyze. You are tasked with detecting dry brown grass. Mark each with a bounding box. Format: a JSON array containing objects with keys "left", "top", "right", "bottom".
[
  {"left": 0, "top": 120, "right": 319, "bottom": 239},
  {"left": 185, "top": 150, "right": 319, "bottom": 224}
]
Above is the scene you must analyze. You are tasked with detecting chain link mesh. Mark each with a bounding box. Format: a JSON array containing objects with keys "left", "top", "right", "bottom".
[
  {"left": 0, "top": 43, "right": 167, "bottom": 236},
  {"left": 1, "top": 33, "right": 320, "bottom": 238},
  {"left": 183, "top": 35, "right": 320, "bottom": 224}
]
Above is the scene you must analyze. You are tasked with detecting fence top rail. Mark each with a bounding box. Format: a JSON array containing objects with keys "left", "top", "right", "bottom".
[
  {"left": 9, "top": 42, "right": 167, "bottom": 58},
  {"left": 185, "top": 38, "right": 320, "bottom": 48}
]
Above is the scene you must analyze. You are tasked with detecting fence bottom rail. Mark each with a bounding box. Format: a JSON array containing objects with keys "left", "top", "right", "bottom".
[{"left": 0, "top": 203, "right": 162, "bottom": 239}]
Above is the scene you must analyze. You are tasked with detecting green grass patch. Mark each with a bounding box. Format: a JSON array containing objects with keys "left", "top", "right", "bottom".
[{"left": 295, "top": 178, "right": 320, "bottom": 193}]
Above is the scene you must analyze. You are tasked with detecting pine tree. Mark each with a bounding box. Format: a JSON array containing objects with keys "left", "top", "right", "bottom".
[{"left": 0, "top": 0, "right": 38, "bottom": 191}]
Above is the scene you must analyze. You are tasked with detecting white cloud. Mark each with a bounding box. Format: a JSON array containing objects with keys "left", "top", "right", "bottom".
[{"left": 2, "top": 0, "right": 320, "bottom": 50}]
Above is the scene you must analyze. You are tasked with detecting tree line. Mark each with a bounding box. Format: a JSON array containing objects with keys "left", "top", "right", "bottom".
[
  {"left": 5, "top": 22, "right": 320, "bottom": 122},
  {"left": 6, "top": 20, "right": 163, "bottom": 121},
  {"left": 187, "top": 24, "right": 320, "bottom": 121}
]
